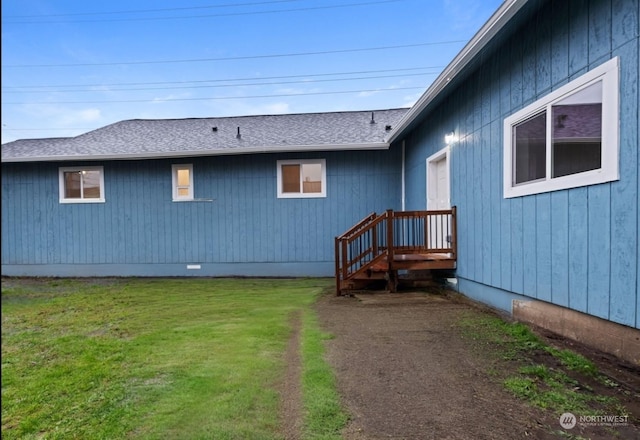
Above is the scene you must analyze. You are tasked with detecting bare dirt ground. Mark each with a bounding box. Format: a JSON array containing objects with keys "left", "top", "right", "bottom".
[{"left": 313, "top": 288, "right": 640, "bottom": 440}]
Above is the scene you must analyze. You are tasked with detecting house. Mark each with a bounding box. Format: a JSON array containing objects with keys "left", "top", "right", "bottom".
[
  {"left": 384, "top": 0, "right": 639, "bottom": 362},
  {"left": 2, "top": 0, "right": 638, "bottom": 363},
  {"left": 1, "top": 109, "right": 410, "bottom": 278}
]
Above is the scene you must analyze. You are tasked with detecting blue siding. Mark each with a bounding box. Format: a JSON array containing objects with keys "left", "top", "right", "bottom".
[
  {"left": 610, "top": 26, "right": 639, "bottom": 328},
  {"left": 550, "top": 0, "right": 570, "bottom": 87},
  {"left": 481, "top": 123, "right": 491, "bottom": 285},
  {"left": 550, "top": 191, "right": 569, "bottom": 307},
  {"left": 474, "top": 130, "right": 483, "bottom": 282},
  {"left": 569, "top": 0, "right": 590, "bottom": 76},
  {"left": 458, "top": 278, "right": 532, "bottom": 316},
  {"left": 400, "top": 0, "right": 639, "bottom": 329},
  {"left": 568, "top": 188, "right": 589, "bottom": 313},
  {"left": 587, "top": 185, "right": 612, "bottom": 320},
  {"left": 490, "top": 119, "right": 502, "bottom": 287},
  {"left": 535, "top": 194, "right": 552, "bottom": 303},
  {"left": 522, "top": 197, "right": 537, "bottom": 297},
  {"left": 1, "top": 149, "right": 401, "bottom": 277}
]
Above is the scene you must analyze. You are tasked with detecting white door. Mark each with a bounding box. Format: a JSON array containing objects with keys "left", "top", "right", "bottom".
[
  {"left": 426, "top": 147, "right": 451, "bottom": 251},
  {"left": 426, "top": 147, "right": 450, "bottom": 210}
]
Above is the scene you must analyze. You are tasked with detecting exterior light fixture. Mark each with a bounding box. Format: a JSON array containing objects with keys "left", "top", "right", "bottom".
[{"left": 445, "top": 131, "right": 457, "bottom": 145}]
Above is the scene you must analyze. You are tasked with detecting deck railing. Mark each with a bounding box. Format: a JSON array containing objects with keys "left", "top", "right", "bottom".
[
  {"left": 390, "top": 209, "right": 457, "bottom": 256},
  {"left": 334, "top": 211, "right": 386, "bottom": 294},
  {"left": 335, "top": 207, "right": 457, "bottom": 294}
]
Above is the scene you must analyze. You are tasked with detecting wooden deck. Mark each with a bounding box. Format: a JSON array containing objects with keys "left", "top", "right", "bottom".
[
  {"left": 335, "top": 208, "right": 457, "bottom": 295},
  {"left": 369, "top": 253, "right": 454, "bottom": 271}
]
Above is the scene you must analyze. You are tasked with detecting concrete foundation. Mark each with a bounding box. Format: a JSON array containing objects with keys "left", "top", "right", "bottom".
[{"left": 512, "top": 299, "right": 640, "bottom": 366}]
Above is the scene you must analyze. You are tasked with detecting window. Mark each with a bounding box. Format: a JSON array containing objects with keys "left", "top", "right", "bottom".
[
  {"left": 277, "top": 159, "right": 326, "bottom": 198},
  {"left": 172, "top": 164, "right": 193, "bottom": 201},
  {"left": 59, "top": 166, "right": 105, "bottom": 203},
  {"left": 504, "top": 57, "right": 619, "bottom": 198}
]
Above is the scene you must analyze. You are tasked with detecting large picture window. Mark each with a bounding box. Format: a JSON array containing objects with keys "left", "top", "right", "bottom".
[
  {"left": 277, "top": 159, "right": 326, "bottom": 198},
  {"left": 59, "top": 166, "right": 105, "bottom": 203},
  {"left": 504, "top": 57, "right": 619, "bottom": 198}
]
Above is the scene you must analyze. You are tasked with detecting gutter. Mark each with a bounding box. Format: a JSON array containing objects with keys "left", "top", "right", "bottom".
[
  {"left": 1, "top": 141, "right": 391, "bottom": 163},
  {"left": 386, "top": 0, "right": 528, "bottom": 144}
]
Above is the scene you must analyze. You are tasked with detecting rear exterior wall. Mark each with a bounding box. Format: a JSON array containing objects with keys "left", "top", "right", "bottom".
[{"left": 1, "top": 149, "right": 401, "bottom": 277}]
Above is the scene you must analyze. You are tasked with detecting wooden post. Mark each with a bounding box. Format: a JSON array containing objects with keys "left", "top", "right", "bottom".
[
  {"left": 424, "top": 211, "right": 430, "bottom": 252},
  {"left": 334, "top": 236, "right": 341, "bottom": 295},
  {"left": 385, "top": 209, "right": 396, "bottom": 292},
  {"left": 386, "top": 209, "right": 394, "bottom": 261},
  {"left": 372, "top": 223, "right": 378, "bottom": 256},
  {"left": 341, "top": 238, "right": 348, "bottom": 288},
  {"left": 451, "top": 206, "right": 458, "bottom": 259}
]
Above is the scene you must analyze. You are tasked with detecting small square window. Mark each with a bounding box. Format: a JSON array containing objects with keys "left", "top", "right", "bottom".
[
  {"left": 277, "top": 159, "right": 326, "bottom": 198},
  {"left": 172, "top": 164, "right": 193, "bottom": 201},
  {"left": 59, "top": 166, "right": 105, "bottom": 203}
]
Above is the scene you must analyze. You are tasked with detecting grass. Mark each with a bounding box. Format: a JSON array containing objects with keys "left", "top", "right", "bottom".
[
  {"left": 458, "top": 312, "right": 622, "bottom": 417},
  {"left": 300, "top": 310, "right": 348, "bottom": 440},
  {"left": 1, "top": 277, "right": 347, "bottom": 440}
]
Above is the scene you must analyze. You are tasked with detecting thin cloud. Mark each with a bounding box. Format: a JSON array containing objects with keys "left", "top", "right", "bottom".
[{"left": 443, "top": 0, "right": 484, "bottom": 32}]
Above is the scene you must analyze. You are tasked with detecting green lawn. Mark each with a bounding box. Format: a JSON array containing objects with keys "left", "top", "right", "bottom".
[{"left": 1, "top": 277, "right": 346, "bottom": 440}]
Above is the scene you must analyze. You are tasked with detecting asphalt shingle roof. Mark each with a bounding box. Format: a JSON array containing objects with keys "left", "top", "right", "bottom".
[{"left": 1, "top": 108, "right": 409, "bottom": 162}]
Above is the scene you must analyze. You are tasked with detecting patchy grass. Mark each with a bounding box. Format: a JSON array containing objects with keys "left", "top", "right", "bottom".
[
  {"left": 503, "top": 365, "right": 616, "bottom": 415},
  {"left": 459, "top": 312, "right": 626, "bottom": 417},
  {"left": 1, "top": 277, "right": 341, "bottom": 440},
  {"left": 300, "top": 308, "right": 348, "bottom": 440}
]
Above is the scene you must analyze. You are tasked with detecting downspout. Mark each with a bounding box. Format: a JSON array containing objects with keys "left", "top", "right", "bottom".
[{"left": 401, "top": 140, "right": 406, "bottom": 211}]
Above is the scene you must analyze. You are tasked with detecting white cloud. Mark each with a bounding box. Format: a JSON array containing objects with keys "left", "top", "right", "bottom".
[
  {"left": 1, "top": 104, "right": 106, "bottom": 143},
  {"left": 402, "top": 91, "right": 424, "bottom": 108},
  {"left": 76, "top": 108, "right": 102, "bottom": 122},
  {"left": 443, "top": 0, "right": 485, "bottom": 32},
  {"left": 211, "top": 101, "right": 291, "bottom": 116},
  {"left": 151, "top": 92, "right": 193, "bottom": 104},
  {"left": 262, "top": 102, "right": 290, "bottom": 113},
  {"left": 357, "top": 90, "right": 381, "bottom": 98}
]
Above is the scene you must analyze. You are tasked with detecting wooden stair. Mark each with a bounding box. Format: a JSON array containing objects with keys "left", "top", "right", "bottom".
[{"left": 335, "top": 208, "right": 457, "bottom": 295}]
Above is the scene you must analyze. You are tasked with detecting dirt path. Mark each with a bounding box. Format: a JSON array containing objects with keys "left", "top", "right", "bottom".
[{"left": 314, "top": 291, "right": 639, "bottom": 440}]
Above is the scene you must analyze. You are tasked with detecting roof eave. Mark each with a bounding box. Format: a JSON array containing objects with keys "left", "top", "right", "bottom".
[
  {"left": 1, "top": 142, "right": 390, "bottom": 163},
  {"left": 386, "top": 0, "right": 529, "bottom": 145}
]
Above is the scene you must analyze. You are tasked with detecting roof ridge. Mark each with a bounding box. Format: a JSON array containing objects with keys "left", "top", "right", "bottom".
[{"left": 116, "top": 107, "right": 410, "bottom": 124}]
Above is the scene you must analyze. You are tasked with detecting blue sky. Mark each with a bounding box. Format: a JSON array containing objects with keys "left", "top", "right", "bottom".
[{"left": 1, "top": 0, "right": 503, "bottom": 144}]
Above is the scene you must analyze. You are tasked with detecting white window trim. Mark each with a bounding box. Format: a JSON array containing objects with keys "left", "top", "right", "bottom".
[
  {"left": 58, "top": 166, "right": 105, "bottom": 204},
  {"left": 172, "top": 164, "right": 194, "bottom": 201},
  {"left": 277, "top": 159, "right": 327, "bottom": 198},
  {"left": 503, "top": 57, "right": 619, "bottom": 198},
  {"left": 426, "top": 146, "right": 450, "bottom": 210}
]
